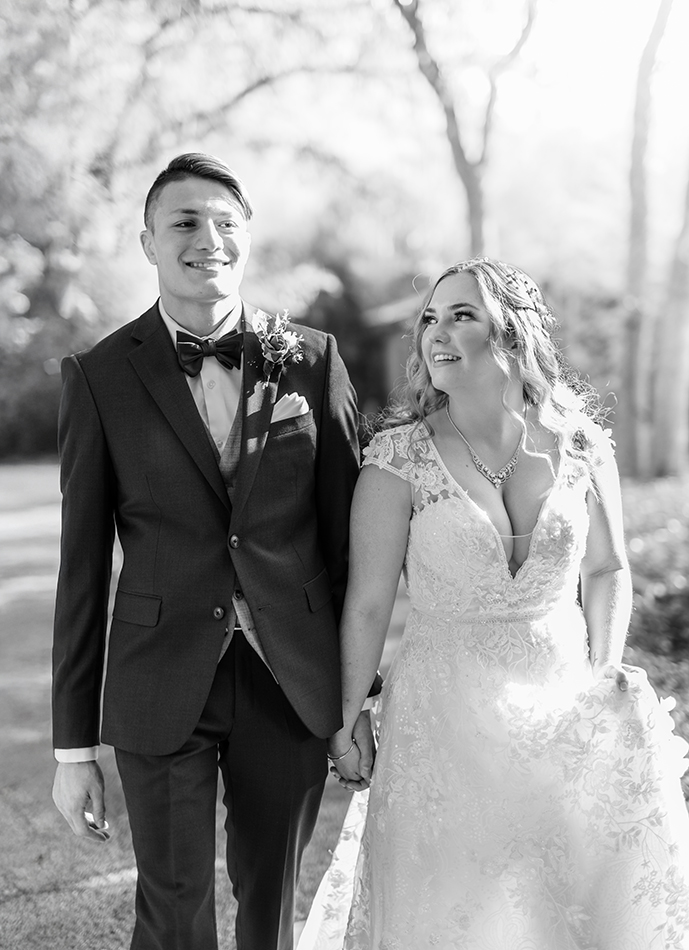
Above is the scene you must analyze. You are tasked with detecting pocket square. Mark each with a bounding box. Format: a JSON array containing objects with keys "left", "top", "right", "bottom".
[{"left": 271, "top": 392, "right": 310, "bottom": 424}]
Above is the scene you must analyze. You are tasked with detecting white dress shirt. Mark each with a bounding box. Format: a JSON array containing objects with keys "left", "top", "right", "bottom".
[{"left": 160, "top": 300, "right": 242, "bottom": 452}]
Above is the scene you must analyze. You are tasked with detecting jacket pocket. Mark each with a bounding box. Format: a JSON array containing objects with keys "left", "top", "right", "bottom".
[
  {"left": 269, "top": 410, "right": 314, "bottom": 438},
  {"left": 113, "top": 589, "right": 162, "bottom": 627},
  {"left": 303, "top": 568, "right": 332, "bottom": 613}
]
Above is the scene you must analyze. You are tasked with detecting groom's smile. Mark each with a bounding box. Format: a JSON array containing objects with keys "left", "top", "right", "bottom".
[
  {"left": 186, "top": 259, "right": 229, "bottom": 270},
  {"left": 140, "top": 176, "right": 252, "bottom": 322}
]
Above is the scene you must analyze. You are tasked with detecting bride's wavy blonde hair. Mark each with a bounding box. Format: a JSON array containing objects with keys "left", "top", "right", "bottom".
[{"left": 377, "top": 258, "right": 604, "bottom": 463}]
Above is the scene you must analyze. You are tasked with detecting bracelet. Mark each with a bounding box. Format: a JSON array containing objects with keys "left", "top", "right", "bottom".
[{"left": 327, "top": 740, "right": 356, "bottom": 762}]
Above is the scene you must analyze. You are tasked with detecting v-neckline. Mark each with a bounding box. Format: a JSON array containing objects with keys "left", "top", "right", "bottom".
[{"left": 422, "top": 424, "right": 562, "bottom": 581}]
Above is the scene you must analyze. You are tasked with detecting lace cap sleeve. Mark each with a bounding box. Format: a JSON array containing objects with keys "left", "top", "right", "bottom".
[
  {"left": 361, "top": 425, "right": 421, "bottom": 485},
  {"left": 574, "top": 415, "right": 616, "bottom": 469}
]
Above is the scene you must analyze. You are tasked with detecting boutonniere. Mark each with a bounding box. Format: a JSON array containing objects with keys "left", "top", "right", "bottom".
[{"left": 254, "top": 309, "right": 304, "bottom": 387}]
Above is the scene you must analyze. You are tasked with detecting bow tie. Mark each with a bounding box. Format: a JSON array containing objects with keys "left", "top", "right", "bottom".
[{"left": 176, "top": 329, "right": 243, "bottom": 377}]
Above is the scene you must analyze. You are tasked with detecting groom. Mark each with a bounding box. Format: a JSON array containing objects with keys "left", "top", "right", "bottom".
[{"left": 51, "top": 152, "right": 370, "bottom": 950}]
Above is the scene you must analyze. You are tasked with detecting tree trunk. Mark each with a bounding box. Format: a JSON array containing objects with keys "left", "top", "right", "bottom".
[
  {"left": 652, "top": 163, "right": 689, "bottom": 475},
  {"left": 465, "top": 170, "right": 485, "bottom": 258},
  {"left": 443, "top": 108, "right": 485, "bottom": 256},
  {"left": 617, "top": 0, "right": 674, "bottom": 476}
]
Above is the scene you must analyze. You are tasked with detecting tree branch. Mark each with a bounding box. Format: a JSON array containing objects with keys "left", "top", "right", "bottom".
[
  {"left": 391, "top": 0, "right": 474, "bottom": 181},
  {"left": 126, "top": 63, "right": 367, "bottom": 171},
  {"left": 627, "top": 0, "right": 674, "bottom": 297},
  {"left": 491, "top": 0, "right": 537, "bottom": 76},
  {"left": 479, "top": 0, "right": 537, "bottom": 164}
]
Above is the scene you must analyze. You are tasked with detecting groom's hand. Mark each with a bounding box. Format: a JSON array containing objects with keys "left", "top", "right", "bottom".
[
  {"left": 53, "top": 761, "right": 111, "bottom": 842},
  {"left": 329, "top": 711, "right": 376, "bottom": 791}
]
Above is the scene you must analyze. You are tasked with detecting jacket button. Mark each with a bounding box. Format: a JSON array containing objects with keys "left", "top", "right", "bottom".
[
  {"left": 229, "top": 534, "right": 240, "bottom": 549},
  {"left": 213, "top": 606, "right": 225, "bottom": 620}
]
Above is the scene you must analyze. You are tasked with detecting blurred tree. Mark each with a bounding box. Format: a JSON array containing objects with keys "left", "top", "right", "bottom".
[
  {"left": 1, "top": 0, "right": 688, "bottom": 462},
  {"left": 653, "top": 154, "right": 689, "bottom": 475},
  {"left": 300, "top": 260, "right": 372, "bottom": 412},
  {"left": 617, "top": 0, "right": 674, "bottom": 476},
  {"left": 0, "top": 0, "right": 93, "bottom": 454},
  {"left": 390, "top": 0, "right": 537, "bottom": 256},
  {"left": 0, "top": 0, "right": 382, "bottom": 453}
]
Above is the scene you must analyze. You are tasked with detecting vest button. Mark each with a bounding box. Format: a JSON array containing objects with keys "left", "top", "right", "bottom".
[
  {"left": 234, "top": 589, "right": 244, "bottom": 600},
  {"left": 213, "top": 606, "right": 225, "bottom": 621},
  {"left": 229, "top": 534, "right": 240, "bottom": 549}
]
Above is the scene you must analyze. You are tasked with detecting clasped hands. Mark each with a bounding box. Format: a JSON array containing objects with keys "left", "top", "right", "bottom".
[{"left": 327, "top": 710, "right": 375, "bottom": 791}]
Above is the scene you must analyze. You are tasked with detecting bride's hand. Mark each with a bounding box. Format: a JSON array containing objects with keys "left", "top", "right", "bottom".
[
  {"left": 327, "top": 733, "right": 369, "bottom": 791},
  {"left": 352, "top": 711, "right": 375, "bottom": 784},
  {"left": 594, "top": 662, "right": 629, "bottom": 692}
]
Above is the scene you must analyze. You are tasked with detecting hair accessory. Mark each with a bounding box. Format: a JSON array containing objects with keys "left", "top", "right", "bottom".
[
  {"left": 445, "top": 405, "right": 523, "bottom": 489},
  {"left": 503, "top": 267, "right": 541, "bottom": 306}
]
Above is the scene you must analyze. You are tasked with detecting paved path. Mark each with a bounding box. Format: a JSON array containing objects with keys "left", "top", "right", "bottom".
[{"left": 0, "top": 462, "right": 408, "bottom": 948}]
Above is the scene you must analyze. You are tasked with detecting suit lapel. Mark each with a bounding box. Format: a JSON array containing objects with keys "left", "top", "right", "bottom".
[
  {"left": 128, "top": 305, "right": 232, "bottom": 513},
  {"left": 231, "top": 305, "right": 280, "bottom": 519}
]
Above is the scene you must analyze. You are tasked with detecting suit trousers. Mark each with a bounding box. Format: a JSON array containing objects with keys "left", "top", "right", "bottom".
[{"left": 115, "top": 631, "right": 328, "bottom": 950}]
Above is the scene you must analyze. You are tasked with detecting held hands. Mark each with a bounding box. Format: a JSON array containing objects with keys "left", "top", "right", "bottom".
[
  {"left": 327, "top": 711, "right": 376, "bottom": 791},
  {"left": 52, "top": 761, "right": 111, "bottom": 843},
  {"left": 593, "top": 662, "right": 629, "bottom": 692}
]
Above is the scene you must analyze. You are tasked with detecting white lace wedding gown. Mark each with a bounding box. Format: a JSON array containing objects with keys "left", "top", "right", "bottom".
[{"left": 299, "top": 424, "right": 689, "bottom": 950}]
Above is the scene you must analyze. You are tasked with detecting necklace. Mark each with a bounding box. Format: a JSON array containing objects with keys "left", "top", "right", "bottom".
[{"left": 445, "top": 404, "right": 523, "bottom": 489}]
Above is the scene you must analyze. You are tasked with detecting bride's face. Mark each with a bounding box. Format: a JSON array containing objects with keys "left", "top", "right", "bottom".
[{"left": 421, "top": 271, "right": 503, "bottom": 394}]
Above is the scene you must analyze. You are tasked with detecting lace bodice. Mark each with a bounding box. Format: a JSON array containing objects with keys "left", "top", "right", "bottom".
[{"left": 363, "top": 424, "right": 591, "bottom": 624}]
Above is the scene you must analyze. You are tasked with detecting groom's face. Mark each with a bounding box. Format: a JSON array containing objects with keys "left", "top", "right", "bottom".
[{"left": 140, "top": 175, "right": 251, "bottom": 315}]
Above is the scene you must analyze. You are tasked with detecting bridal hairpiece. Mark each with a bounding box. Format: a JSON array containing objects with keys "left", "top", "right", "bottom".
[{"left": 502, "top": 267, "right": 541, "bottom": 306}]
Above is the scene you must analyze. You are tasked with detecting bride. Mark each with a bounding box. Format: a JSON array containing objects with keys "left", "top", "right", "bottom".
[{"left": 300, "top": 258, "right": 689, "bottom": 949}]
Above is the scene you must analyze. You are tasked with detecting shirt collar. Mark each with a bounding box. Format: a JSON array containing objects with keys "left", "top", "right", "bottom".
[{"left": 158, "top": 299, "right": 243, "bottom": 345}]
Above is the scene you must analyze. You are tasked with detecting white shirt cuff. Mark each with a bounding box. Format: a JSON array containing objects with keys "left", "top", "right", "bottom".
[{"left": 54, "top": 746, "right": 99, "bottom": 763}]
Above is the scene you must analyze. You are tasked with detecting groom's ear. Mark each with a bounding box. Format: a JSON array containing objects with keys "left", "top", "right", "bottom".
[{"left": 140, "top": 229, "right": 157, "bottom": 266}]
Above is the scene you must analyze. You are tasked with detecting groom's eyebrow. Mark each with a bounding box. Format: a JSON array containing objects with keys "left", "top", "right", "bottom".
[
  {"left": 170, "top": 205, "right": 244, "bottom": 220},
  {"left": 171, "top": 207, "right": 208, "bottom": 216}
]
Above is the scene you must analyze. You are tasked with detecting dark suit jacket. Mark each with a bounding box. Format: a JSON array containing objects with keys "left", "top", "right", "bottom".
[{"left": 52, "top": 302, "right": 360, "bottom": 755}]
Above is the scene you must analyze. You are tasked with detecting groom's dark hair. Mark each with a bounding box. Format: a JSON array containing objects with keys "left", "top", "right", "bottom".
[{"left": 143, "top": 152, "right": 254, "bottom": 230}]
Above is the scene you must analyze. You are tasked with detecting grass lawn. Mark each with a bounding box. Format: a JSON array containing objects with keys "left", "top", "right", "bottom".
[{"left": 0, "top": 462, "right": 686, "bottom": 948}]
